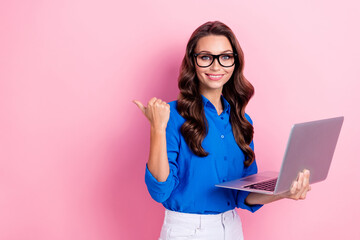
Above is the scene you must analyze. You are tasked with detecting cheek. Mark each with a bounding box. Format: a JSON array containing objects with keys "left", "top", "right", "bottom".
[
  {"left": 195, "top": 67, "right": 207, "bottom": 78},
  {"left": 225, "top": 68, "right": 235, "bottom": 79}
]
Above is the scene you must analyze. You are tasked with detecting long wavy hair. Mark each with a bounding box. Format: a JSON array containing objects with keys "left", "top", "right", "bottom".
[{"left": 177, "top": 21, "right": 255, "bottom": 167}]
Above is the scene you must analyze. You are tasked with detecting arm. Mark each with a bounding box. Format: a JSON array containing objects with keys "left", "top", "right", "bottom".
[
  {"left": 134, "top": 97, "right": 170, "bottom": 182},
  {"left": 245, "top": 169, "right": 312, "bottom": 205},
  {"left": 241, "top": 114, "right": 311, "bottom": 206},
  {"left": 148, "top": 127, "right": 169, "bottom": 182}
]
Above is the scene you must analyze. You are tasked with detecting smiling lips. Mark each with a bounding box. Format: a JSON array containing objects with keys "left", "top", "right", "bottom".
[{"left": 206, "top": 74, "right": 224, "bottom": 81}]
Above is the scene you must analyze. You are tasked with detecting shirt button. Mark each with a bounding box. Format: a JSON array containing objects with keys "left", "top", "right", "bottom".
[
  {"left": 220, "top": 116, "right": 224, "bottom": 120},
  {"left": 224, "top": 156, "right": 227, "bottom": 161},
  {"left": 220, "top": 135, "right": 224, "bottom": 139},
  {"left": 227, "top": 201, "right": 230, "bottom": 206}
]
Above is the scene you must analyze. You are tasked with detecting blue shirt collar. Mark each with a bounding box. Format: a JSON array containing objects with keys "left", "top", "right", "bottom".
[{"left": 201, "top": 95, "right": 231, "bottom": 114}]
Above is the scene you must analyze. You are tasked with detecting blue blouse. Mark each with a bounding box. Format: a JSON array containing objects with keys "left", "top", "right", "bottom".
[{"left": 145, "top": 95, "right": 263, "bottom": 214}]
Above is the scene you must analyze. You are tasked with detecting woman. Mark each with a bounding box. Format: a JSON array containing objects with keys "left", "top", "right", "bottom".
[{"left": 134, "top": 21, "right": 311, "bottom": 240}]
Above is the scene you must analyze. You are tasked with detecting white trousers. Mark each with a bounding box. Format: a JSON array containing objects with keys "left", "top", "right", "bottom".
[{"left": 158, "top": 209, "right": 244, "bottom": 240}]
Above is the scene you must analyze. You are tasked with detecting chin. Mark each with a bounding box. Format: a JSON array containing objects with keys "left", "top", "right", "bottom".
[
  {"left": 202, "top": 78, "right": 229, "bottom": 88},
  {"left": 201, "top": 82, "right": 226, "bottom": 91}
]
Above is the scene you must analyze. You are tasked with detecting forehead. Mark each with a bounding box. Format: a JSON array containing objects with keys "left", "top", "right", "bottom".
[{"left": 195, "top": 35, "right": 233, "bottom": 53}]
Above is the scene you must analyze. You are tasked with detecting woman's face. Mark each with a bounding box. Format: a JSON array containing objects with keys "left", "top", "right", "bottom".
[{"left": 194, "top": 35, "right": 235, "bottom": 95}]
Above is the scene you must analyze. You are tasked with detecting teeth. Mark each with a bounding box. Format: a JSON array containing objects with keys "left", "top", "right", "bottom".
[{"left": 209, "top": 75, "right": 222, "bottom": 78}]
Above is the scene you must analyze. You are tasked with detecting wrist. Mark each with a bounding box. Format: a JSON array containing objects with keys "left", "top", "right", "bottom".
[
  {"left": 277, "top": 192, "right": 290, "bottom": 199},
  {"left": 150, "top": 125, "right": 166, "bottom": 134}
]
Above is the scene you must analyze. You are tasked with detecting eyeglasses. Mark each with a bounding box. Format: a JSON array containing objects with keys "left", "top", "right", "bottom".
[{"left": 193, "top": 52, "right": 237, "bottom": 68}]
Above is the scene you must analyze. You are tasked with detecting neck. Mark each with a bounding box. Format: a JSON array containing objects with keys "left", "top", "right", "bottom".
[{"left": 200, "top": 88, "right": 223, "bottom": 115}]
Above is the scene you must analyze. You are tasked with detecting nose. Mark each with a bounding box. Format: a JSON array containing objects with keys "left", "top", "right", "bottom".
[{"left": 210, "top": 57, "right": 221, "bottom": 71}]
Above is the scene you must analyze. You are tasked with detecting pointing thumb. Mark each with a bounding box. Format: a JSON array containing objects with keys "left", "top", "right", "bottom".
[{"left": 133, "top": 100, "right": 146, "bottom": 114}]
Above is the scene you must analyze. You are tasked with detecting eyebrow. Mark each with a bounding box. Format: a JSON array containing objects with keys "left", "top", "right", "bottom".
[{"left": 197, "top": 50, "right": 233, "bottom": 54}]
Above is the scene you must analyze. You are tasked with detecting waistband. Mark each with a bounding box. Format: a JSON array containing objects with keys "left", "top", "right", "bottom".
[{"left": 164, "top": 209, "right": 237, "bottom": 225}]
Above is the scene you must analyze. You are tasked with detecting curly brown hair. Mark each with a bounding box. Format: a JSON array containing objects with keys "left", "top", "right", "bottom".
[{"left": 177, "top": 21, "right": 255, "bottom": 167}]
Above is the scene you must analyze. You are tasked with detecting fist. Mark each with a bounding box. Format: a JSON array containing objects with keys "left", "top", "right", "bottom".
[{"left": 133, "top": 97, "right": 170, "bottom": 130}]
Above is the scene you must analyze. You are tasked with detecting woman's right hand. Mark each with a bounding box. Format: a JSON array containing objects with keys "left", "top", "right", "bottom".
[{"left": 133, "top": 97, "right": 170, "bottom": 130}]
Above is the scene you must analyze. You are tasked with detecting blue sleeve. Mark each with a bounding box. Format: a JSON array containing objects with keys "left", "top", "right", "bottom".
[
  {"left": 236, "top": 113, "right": 263, "bottom": 213},
  {"left": 144, "top": 103, "right": 180, "bottom": 203}
]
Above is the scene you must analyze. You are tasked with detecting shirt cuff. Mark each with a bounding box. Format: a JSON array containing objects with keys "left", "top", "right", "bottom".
[
  {"left": 237, "top": 190, "right": 263, "bottom": 213},
  {"left": 145, "top": 164, "right": 175, "bottom": 202}
]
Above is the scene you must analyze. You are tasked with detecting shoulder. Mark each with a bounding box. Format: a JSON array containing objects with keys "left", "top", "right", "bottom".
[
  {"left": 168, "top": 100, "right": 179, "bottom": 116},
  {"left": 244, "top": 112, "right": 253, "bottom": 125},
  {"left": 167, "top": 100, "right": 185, "bottom": 126},
  {"left": 168, "top": 100, "right": 178, "bottom": 110}
]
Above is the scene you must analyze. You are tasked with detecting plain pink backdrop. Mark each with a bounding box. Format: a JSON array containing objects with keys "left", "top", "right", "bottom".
[{"left": 1, "top": 0, "right": 359, "bottom": 239}]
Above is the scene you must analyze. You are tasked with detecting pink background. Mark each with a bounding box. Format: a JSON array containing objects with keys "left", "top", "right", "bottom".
[{"left": 1, "top": 0, "right": 359, "bottom": 239}]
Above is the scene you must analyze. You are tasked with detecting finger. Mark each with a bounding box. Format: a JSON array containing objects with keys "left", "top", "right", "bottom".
[
  {"left": 300, "top": 189, "right": 308, "bottom": 199},
  {"left": 133, "top": 100, "right": 146, "bottom": 114},
  {"left": 161, "top": 101, "right": 169, "bottom": 108},
  {"left": 300, "top": 184, "right": 311, "bottom": 199},
  {"left": 296, "top": 174, "right": 309, "bottom": 199},
  {"left": 290, "top": 181, "right": 297, "bottom": 195},
  {"left": 297, "top": 172, "right": 304, "bottom": 190},
  {"left": 289, "top": 172, "right": 302, "bottom": 197},
  {"left": 298, "top": 185, "right": 311, "bottom": 200},
  {"left": 303, "top": 170, "right": 310, "bottom": 187},
  {"left": 155, "top": 99, "right": 169, "bottom": 109},
  {"left": 155, "top": 98, "right": 164, "bottom": 105},
  {"left": 148, "top": 97, "right": 158, "bottom": 106},
  {"left": 295, "top": 189, "right": 303, "bottom": 200},
  {"left": 299, "top": 171, "right": 310, "bottom": 199},
  {"left": 298, "top": 185, "right": 309, "bottom": 199},
  {"left": 304, "top": 169, "right": 310, "bottom": 181}
]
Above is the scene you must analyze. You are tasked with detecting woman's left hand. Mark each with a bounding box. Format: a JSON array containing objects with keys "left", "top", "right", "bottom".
[{"left": 280, "top": 169, "right": 311, "bottom": 200}]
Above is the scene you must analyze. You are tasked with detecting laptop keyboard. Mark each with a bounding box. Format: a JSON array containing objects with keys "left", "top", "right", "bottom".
[{"left": 244, "top": 178, "right": 278, "bottom": 191}]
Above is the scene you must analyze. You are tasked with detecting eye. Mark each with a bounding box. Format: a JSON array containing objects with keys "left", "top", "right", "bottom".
[
  {"left": 200, "top": 55, "right": 212, "bottom": 61},
  {"left": 221, "top": 54, "right": 233, "bottom": 60}
]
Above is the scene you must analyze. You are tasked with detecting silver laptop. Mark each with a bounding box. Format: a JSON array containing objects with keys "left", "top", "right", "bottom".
[{"left": 215, "top": 116, "right": 344, "bottom": 195}]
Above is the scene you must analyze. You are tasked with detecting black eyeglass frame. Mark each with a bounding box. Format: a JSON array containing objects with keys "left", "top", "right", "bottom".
[{"left": 193, "top": 52, "right": 238, "bottom": 68}]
